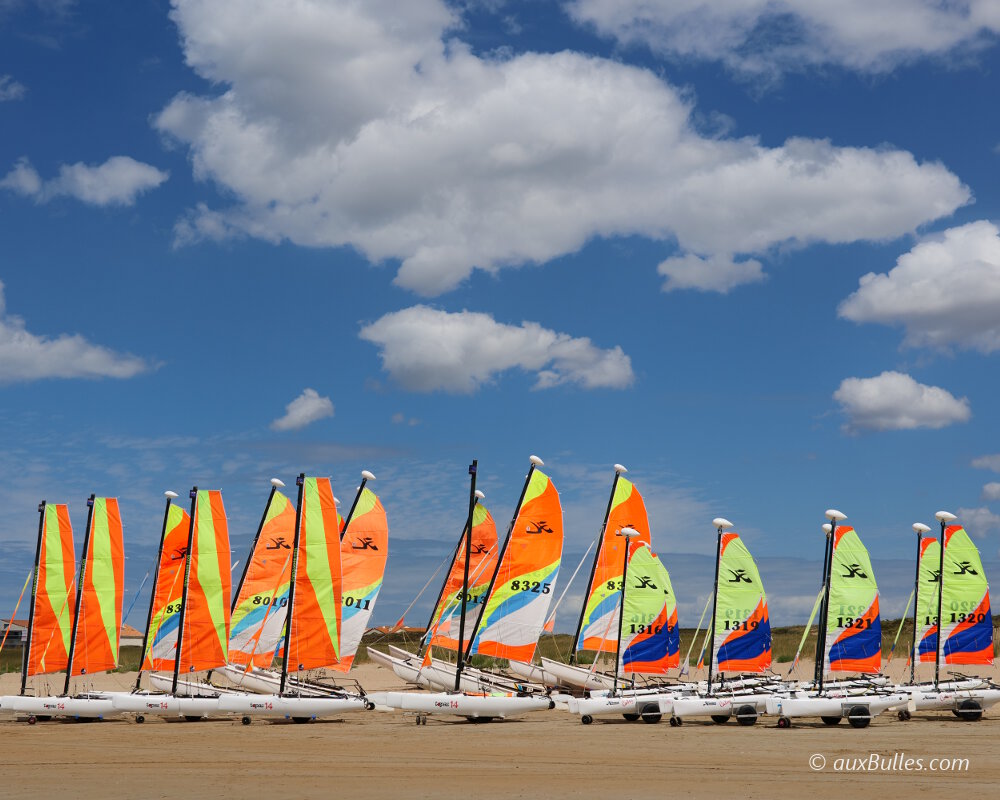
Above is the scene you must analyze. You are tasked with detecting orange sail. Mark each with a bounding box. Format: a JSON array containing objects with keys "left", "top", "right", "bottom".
[
  {"left": 68, "top": 497, "right": 125, "bottom": 677},
  {"left": 25, "top": 503, "right": 76, "bottom": 679},
  {"left": 141, "top": 504, "right": 191, "bottom": 672},
  {"left": 177, "top": 489, "right": 231, "bottom": 674},
  {"left": 333, "top": 487, "right": 388, "bottom": 672},
  {"left": 284, "top": 477, "right": 342, "bottom": 673}
]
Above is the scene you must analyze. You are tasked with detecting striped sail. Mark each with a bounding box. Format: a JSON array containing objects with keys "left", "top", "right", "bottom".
[
  {"left": 471, "top": 469, "right": 563, "bottom": 662},
  {"left": 576, "top": 477, "right": 651, "bottom": 654},
  {"left": 712, "top": 532, "right": 771, "bottom": 673},
  {"left": 620, "top": 543, "right": 679, "bottom": 674},
  {"left": 69, "top": 498, "right": 125, "bottom": 676},
  {"left": 228, "top": 490, "right": 295, "bottom": 667},
  {"left": 824, "top": 526, "right": 881, "bottom": 674},
  {"left": 142, "top": 504, "right": 191, "bottom": 671},
  {"left": 177, "top": 490, "right": 232, "bottom": 673},
  {"left": 428, "top": 502, "right": 499, "bottom": 652},
  {"left": 26, "top": 504, "right": 76, "bottom": 677},
  {"left": 939, "top": 526, "right": 992, "bottom": 665},
  {"left": 333, "top": 487, "right": 389, "bottom": 672},
  {"left": 915, "top": 536, "right": 941, "bottom": 663},
  {"left": 285, "top": 477, "right": 342, "bottom": 672}
]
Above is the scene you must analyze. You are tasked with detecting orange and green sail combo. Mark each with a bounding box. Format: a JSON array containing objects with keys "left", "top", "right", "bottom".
[
  {"left": 25, "top": 503, "right": 76, "bottom": 678},
  {"left": 915, "top": 536, "right": 941, "bottom": 663},
  {"left": 334, "top": 487, "right": 389, "bottom": 672},
  {"left": 285, "top": 477, "right": 342, "bottom": 672},
  {"left": 142, "top": 504, "right": 191, "bottom": 671},
  {"left": 620, "top": 543, "right": 678, "bottom": 674},
  {"left": 711, "top": 532, "right": 771, "bottom": 673},
  {"left": 824, "top": 525, "right": 881, "bottom": 674},
  {"left": 471, "top": 469, "right": 563, "bottom": 662},
  {"left": 938, "top": 525, "right": 992, "bottom": 665},
  {"left": 427, "top": 501, "right": 499, "bottom": 652},
  {"left": 68, "top": 498, "right": 125, "bottom": 677},
  {"left": 228, "top": 490, "right": 296, "bottom": 667},
  {"left": 576, "top": 476, "right": 651, "bottom": 654},
  {"left": 177, "top": 490, "right": 231, "bottom": 674}
]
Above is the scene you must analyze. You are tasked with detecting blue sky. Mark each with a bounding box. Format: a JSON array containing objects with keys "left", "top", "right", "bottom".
[{"left": 2, "top": 0, "right": 1000, "bottom": 635}]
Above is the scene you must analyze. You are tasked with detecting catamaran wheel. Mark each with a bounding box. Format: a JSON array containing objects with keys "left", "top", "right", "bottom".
[
  {"left": 135, "top": 715, "right": 145, "bottom": 724},
  {"left": 821, "top": 716, "right": 842, "bottom": 725},
  {"left": 622, "top": 713, "right": 640, "bottom": 722},
  {"left": 956, "top": 699, "right": 983, "bottom": 722},
  {"left": 776, "top": 716, "right": 790, "bottom": 729},
  {"left": 847, "top": 706, "right": 871, "bottom": 729},
  {"left": 364, "top": 700, "right": 375, "bottom": 710},
  {"left": 581, "top": 715, "right": 593, "bottom": 725},
  {"left": 711, "top": 715, "right": 730, "bottom": 725},
  {"left": 897, "top": 710, "right": 910, "bottom": 721},
  {"left": 736, "top": 706, "right": 757, "bottom": 726},
  {"left": 27, "top": 715, "right": 37, "bottom": 726},
  {"left": 640, "top": 705, "right": 661, "bottom": 724},
  {"left": 241, "top": 716, "right": 251, "bottom": 726}
]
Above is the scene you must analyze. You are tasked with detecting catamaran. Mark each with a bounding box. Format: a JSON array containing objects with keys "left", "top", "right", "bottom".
[
  {"left": 371, "top": 456, "right": 559, "bottom": 721},
  {"left": 113, "top": 488, "right": 233, "bottom": 721},
  {"left": 2, "top": 497, "right": 127, "bottom": 722},
  {"left": 765, "top": 510, "right": 909, "bottom": 728},
  {"left": 216, "top": 474, "right": 371, "bottom": 722}
]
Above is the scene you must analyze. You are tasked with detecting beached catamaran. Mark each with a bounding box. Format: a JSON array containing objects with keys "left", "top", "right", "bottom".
[
  {"left": 3, "top": 497, "right": 127, "bottom": 722},
  {"left": 766, "top": 510, "right": 909, "bottom": 728},
  {"left": 896, "top": 512, "right": 1000, "bottom": 720},
  {"left": 372, "top": 456, "right": 559, "bottom": 720},
  {"left": 113, "top": 488, "right": 233, "bottom": 721},
  {"left": 217, "top": 474, "right": 371, "bottom": 722}
]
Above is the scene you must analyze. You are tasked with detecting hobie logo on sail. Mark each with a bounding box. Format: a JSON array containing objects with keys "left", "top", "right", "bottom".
[
  {"left": 351, "top": 537, "right": 379, "bottom": 550},
  {"left": 633, "top": 575, "right": 657, "bottom": 590},
  {"left": 170, "top": 547, "right": 188, "bottom": 561},
  {"left": 266, "top": 536, "right": 291, "bottom": 550},
  {"left": 526, "top": 520, "right": 553, "bottom": 535},
  {"left": 727, "top": 569, "right": 752, "bottom": 583},
  {"left": 953, "top": 561, "right": 979, "bottom": 575},
  {"left": 841, "top": 563, "right": 868, "bottom": 579}
]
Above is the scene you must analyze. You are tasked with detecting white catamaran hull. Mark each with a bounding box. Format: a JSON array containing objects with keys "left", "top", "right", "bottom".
[
  {"left": 669, "top": 693, "right": 771, "bottom": 722},
  {"left": 217, "top": 693, "right": 371, "bottom": 720},
  {"left": 370, "top": 691, "right": 554, "bottom": 719},
  {"left": 902, "top": 687, "right": 1000, "bottom": 715},
  {"left": 111, "top": 692, "right": 221, "bottom": 718},
  {"left": 570, "top": 692, "right": 675, "bottom": 722},
  {"left": 537, "top": 657, "right": 618, "bottom": 690},
  {"left": 7, "top": 694, "right": 126, "bottom": 719},
  {"left": 765, "top": 692, "right": 910, "bottom": 726},
  {"left": 216, "top": 665, "right": 342, "bottom": 697},
  {"left": 148, "top": 672, "right": 224, "bottom": 697}
]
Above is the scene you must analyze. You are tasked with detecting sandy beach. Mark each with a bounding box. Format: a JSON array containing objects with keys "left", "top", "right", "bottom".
[{"left": 2, "top": 661, "right": 998, "bottom": 799}]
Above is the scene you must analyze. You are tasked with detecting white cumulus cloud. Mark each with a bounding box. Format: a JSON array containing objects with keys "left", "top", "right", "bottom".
[
  {"left": 833, "top": 371, "right": 971, "bottom": 433},
  {"left": 0, "top": 280, "right": 151, "bottom": 382},
  {"left": 566, "top": 0, "right": 1000, "bottom": 78},
  {"left": 955, "top": 506, "right": 1000, "bottom": 539},
  {"left": 0, "top": 75, "right": 26, "bottom": 101},
  {"left": 359, "top": 305, "right": 634, "bottom": 393},
  {"left": 270, "top": 388, "right": 334, "bottom": 431},
  {"left": 658, "top": 252, "right": 765, "bottom": 293},
  {"left": 981, "top": 483, "right": 1000, "bottom": 502},
  {"left": 972, "top": 454, "right": 1000, "bottom": 472},
  {"left": 839, "top": 221, "right": 1000, "bottom": 353},
  {"left": 1, "top": 156, "right": 168, "bottom": 206},
  {"left": 153, "top": 0, "right": 969, "bottom": 296}
]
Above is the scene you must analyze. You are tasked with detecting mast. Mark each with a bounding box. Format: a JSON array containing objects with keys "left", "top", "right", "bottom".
[
  {"left": 20, "top": 502, "right": 47, "bottom": 696},
  {"left": 815, "top": 509, "right": 846, "bottom": 695},
  {"left": 63, "top": 494, "right": 96, "bottom": 695},
  {"left": 231, "top": 479, "right": 284, "bottom": 614},
  {"left": 418, "top": 491, "right": 483, "bottom": 657},
  {"left": 706, "top": 517, "right": 733, "bottom": 695},
  {"left": 135, "top": 491, "right": 178, "bottom": 691},
  {"left": 278, "top": 474, "right": 307, "bottom": 696},
  {"left": 340, "top": 470, "right": 376, "bottom": 540},
  {"left": 570, "top": 464, "right": 627, "bottom": 664},
  {"left": 612, "top": 527, "right": 640, "bottom": 693},
  {"left": 171, "top": 487, "right": 199, "bottom": 696},
  {"left": 910, "top": 522, "right": 931, "bottom": 685},
  {"left": 454, "top": 459, "right": 478, "bottom": 691},
  {"left": 933, "top": 510, "right": 957, "bottom": 689},
  {"left": 463, "top": 454, "right": 544, "bottom": 663}
]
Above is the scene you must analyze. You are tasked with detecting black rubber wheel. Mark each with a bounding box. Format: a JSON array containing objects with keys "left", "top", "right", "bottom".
[
  {"left": 821, "top": 716, "right": 842, "bottom": 725},
  {"left": 581, "top": 714, "right": 593, "bottom": 725},
  {"left": 897, "top": 710, "right": 908, "bottom": 721},
  {"left": 668, "top": 717, "right": 678, "bottom": 727},
  {"left": 777, "top": 716, "right": 790, "bottom": 729},
  {"left": 956, "top": 699, "right": 983, "bottom": 722},
  {"left": 640, "top": 705, "right": 661, "bottom": 724},
  {"left": 241, "top": 716, "right": 251, "bottom": 726},
  {"left": 736, "top": 706, "right": 757, "bottom": 726},
  {"left": 711, "top": 714, "right": 730, "bottom": 725},
  {"left": 847, "top": 706, "right": 871, "bottom": 729},
  {"left": 291, "top": 717, "right": 311, "bottom": 724},
  {"left": 135, "top": 715, "right": 145, "bottom": 724},
  {"left": 27, "top": 715, "right": 37, "bottom": 726},
  {"left": 622, "top": 713, "right": 640, "bottom": 722}
]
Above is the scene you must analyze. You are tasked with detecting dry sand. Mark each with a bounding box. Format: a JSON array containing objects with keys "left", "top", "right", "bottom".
[{"left": 2, "top": 661, "right": 998, "bottom": 799}]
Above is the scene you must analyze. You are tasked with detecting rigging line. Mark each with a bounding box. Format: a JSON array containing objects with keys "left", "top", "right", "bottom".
[
  {"left": 788, "top": 586, "right": 825, "bottom": 677},
  {"left": 237, "top": 552, "right": 294, "bottom": 675},
  {"left": 681, "top": 592, "right": 713, "bottom": 673},
  {"left": 544, "top": 535, "right": 602, "bottom": 663},
  {"left": 368, "top": 550, "right": 454, "bottom": 647},
  {"left": 885, "top": 588, "right": 915, "bottom": 668},
  {"left": 0, "top": 570, "right": 32, "bottom": 658},
  {"left": 121, "top": 566, "right": 153, "bottom": 629}
]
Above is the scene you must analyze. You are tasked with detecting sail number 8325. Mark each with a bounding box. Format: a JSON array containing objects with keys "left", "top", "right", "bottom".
[{"left": 509, "top": 580, "right": 551, "bottom": 593}]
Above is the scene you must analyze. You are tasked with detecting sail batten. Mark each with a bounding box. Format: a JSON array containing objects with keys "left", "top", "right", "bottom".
[{"left": 824, "top": 526, "right": 881, "bottom": 674}]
